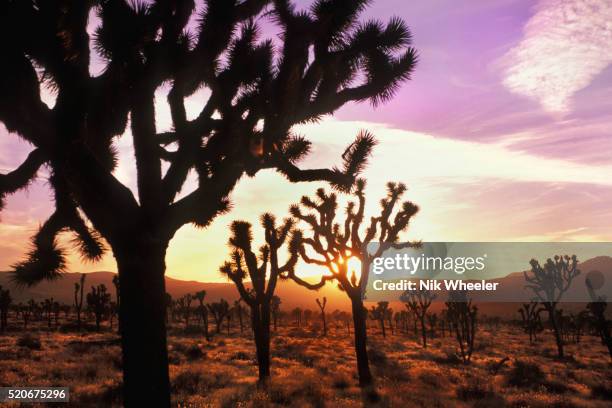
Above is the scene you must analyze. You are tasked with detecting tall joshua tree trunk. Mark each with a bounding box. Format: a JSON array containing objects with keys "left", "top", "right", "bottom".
[
  {"left": 351, "top": 295, "right": 372, "bottom": 387},
  {"left": 251, "top": 303, "right": 272, "bottom": 385},
  {"left": 115, "top": 238, "right": 170, "bottom": 408}
]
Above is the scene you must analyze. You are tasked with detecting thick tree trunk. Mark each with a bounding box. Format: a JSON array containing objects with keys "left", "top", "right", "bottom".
[
  {"left": 251, "top": 304, "right": 271, "bottom": 385},
  {"left": 351, "top": 296, "right": 372, "bottom": 387},
  {"left": 116, "top": 241, "right": 170, "bottom": 407}
]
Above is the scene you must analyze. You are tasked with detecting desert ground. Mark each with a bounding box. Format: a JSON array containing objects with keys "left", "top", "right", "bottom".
[{"left": 1, "top": 315, "right": 611, "bottom": 408}]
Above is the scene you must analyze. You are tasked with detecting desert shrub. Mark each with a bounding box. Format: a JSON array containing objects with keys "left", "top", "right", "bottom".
[
  {"left": 368, "top": 347, "right": 388, "bottom": 366},
  {"left": 418, "top": 370, "right": 442, "bottom": 388},
  {"left": 182, "top": 325, "right": 202, "bottom": 335},
  {"left": 172, "top": 370, "right": 203, "bottom": 394},
  {"left": 185, "top": 345, "right": 205, "bottom": 361},
  {"left": 591, "top": 384, "right": 612, "bottom": 400},
  {"left": 16, "top": 334, "right": 41, "bottom": 350},
  {"left": 433, "top": 350, "right": 462, "bottom": 365},
  {"left": 506, "top": 360, "right": 545, "bottom": 388},
  {"left": 332, "top": 373, "right": 350, "bottom": 390},
  {"left": 363, "top": 387, "right": 381, "bottom": 404},
  {"left": 230, "top": 351, "right": 252, "bottom": 361},
  {"left": 68, "top": 341, "right": 91, "bottom": 354},
  {"left": 77, "top": 380, "right": 122, "bottom": 406},
  {"left": 457, "top": 378, "right": 497, "bottom": 401}
]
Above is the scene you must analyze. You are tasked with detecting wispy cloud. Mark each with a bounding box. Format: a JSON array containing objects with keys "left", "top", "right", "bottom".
[{"left": 499, "top": 0, "right": 612, "bottom": 113}]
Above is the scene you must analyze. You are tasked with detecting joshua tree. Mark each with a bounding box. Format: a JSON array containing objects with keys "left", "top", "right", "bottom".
[
  {"left": 220, "top": 215, "right": 298, "bottom": 384},
  {"left": 386, "top": 307, "right": 395, "bottom": 335},
  {"left": 0, "top": 1, "right": 416, "bottom": 403},
  {"left": 87, "top": 284, "right": 111, "bottom": 331},
  {"left": 525, "top": 255, "right": 580, "bottom": 358},
  {"left": 234, "top": 300, "right": 245, "bottom": 334},
  {"left": 52, "top": 301, "right": 61, "bottom": 327},
  {"left": 193, "top": 291, "right": 210, "bottom": 340},
  {"left": 207, "top": 299, "right": 230, "bottom": 334},
  {"left": 176, "top": 294, "right": 194, "bottom": 328},
  {"left": 445, "top": 291, "right": 477, "bottom": 364},
  {"left": 21, "top": 300, "right": 36, "bottom": 329},
  {"left": 401, "top": 288, "right": 435, "bottom": 348},
  {"left": 287, "top": 180, "right": 419, "bottom": 386},
  {"left": 292, "top": 307, "right": 303, "bottom": 327},
  {"left": 271, "top": 296, "right": 281, "bottom": 331},
  {"left": 316, "top": 297, "right": 328, "bottom": 336},
  {"left": 586, "top": 276, "right": 612, "bottom": 361},
  {"left": 518, "top": 301, "right": 544, "bottom": 344},
  {"left": 43, "top": 298, "right": 54, "bottom": 328},
  {"left": 370, "top": 301, "right": 389, "bottom": 338},
  {"left": 74, "top": 274, "right": 86, "bottom": 330},
  {"left": 0, "top": 286, "right": 11, "bottom": 332}
]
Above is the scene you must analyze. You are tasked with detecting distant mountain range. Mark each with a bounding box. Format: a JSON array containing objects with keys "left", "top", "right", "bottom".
[
  {"left": 1, "top": 256, "right": 611, "bottom": 317},
  {"left": 0, "top": 270, "right": 352, "bottom": 311}
]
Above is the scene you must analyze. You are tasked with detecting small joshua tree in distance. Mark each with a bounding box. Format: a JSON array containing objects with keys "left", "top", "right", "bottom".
[
  {"left": 207, "top": 299, "right": 230, "bottom": 334},
  {"left": 220, "top": 214, "right": 298, "bottom": 385},
  {"left": 370, "top": 301, "right": 389, "bottom": 338},
  {"left": 525, "top": 255, "right": 580, "bottom": 358},
  {"left": 518, "top": 301, "right": 544, "bottom": 344},
  {"left": 74, "top": 274, "right": 86, "bottom": 330},
  {"left": 401, "top": 288, "right": 435, "bottom": 348},
  {"left": 445, "top": 291, "right": 477, "bottom": 364},
  {"left": 193, "top": 291, "right": 210, "bottom": 341},
  {"left": 87, "top": 284, "right": 111, "bottom": 331},
  {"left": 316, "top": 297, "right": 328, "bottom": 336},
  {"left": 286, "top": 179, "right": 419, "bottom": 386}
]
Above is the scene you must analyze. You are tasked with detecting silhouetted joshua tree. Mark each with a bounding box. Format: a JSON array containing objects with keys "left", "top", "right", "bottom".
[
  {"left": 0, "top": 1, "right": 416, "bottom": 403},
  {"left": 21, "top": 300, "right": 35, "bottom": 329},
  {"left": 220, "top": 214, "right": 298, "bottom": 384},
  {"left": 74, "top": 274, "right": 86, "bottom": 330},
  {"left": 286, "top": 180, "right": 419, "bottom": 386},
  {"left": 525, "top": 255, "right": 580, "bottom": 358},
  {"left": 518, "top": 301, "right": 544, "bottom": 344},
  {"left": 316, "top": 297, "right": 328, "bottom": 336},
  {"left": 387, "top": 307, "right": 395, "bottom": 335},
  {"left": 234, "top": 300, "right": 245, "bottom": 334},
  {"left": 208, "top": 299, "right": 230, "bottom": 334},
  {"left": 401, "top": 288, "right": 435, "bottom": 348},
  {"left": 87, "top": 284, "right": 111, "bottom": 331},
  {"left": 194, "top": 291, "right": 210, "bottom": 340},
  {"left": 586, "top": 276, "right": 612, "bottom": 361},
  {"left": 0, "top": 286, "right": 11, "bottom": 332},
  {"left": 292, "top": 307, "right": 303, "bottom": 327},
  {"left": 177, "top": 294, "right": 194, "bottom": 328},
  {"left": 271, "top": 296, "right": 281, "bottom": 331},
  {"left": 445, "top": 291, "right": 477, "bottom": 364},
  {"left": 370, "top": 301, "right": 389, "bottom": 338},
  {"left": 43, "top": 298, "right": 54, "bottom": 328}
]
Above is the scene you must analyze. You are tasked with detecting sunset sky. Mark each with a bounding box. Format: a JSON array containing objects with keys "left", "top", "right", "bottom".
[{"left": 1, "top": 0, "right": 612, "bottom": 283}]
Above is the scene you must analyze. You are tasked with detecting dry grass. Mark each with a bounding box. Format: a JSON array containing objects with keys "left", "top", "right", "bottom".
[{"left": 0, "top": 321, "right": 611, "bottom": 407}]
